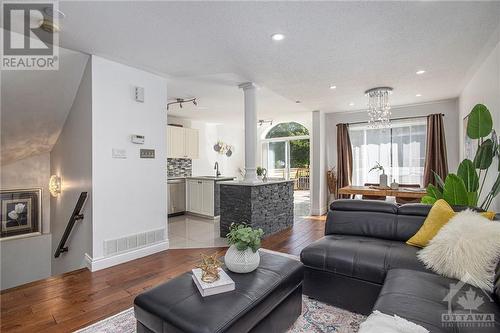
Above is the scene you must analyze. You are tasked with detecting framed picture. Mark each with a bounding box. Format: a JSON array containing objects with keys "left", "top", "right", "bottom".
[
  {"left": 0, "top": 188, "right": 42, "bottom": 239},
  {"left": 463, "top": 116, "right": 477, "bottom": 161}
]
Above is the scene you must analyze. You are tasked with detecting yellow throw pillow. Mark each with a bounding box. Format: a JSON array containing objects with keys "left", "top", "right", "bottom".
[{"left": 406, "top": 199, "right": 495, "bottom": 248}]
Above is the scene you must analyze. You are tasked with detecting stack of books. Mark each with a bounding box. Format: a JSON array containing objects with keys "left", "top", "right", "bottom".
[{"left": 192, "top": 268, "right": 235, "bottom": 297}]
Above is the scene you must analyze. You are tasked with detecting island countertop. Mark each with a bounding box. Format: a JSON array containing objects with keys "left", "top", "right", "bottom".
[
  {"left": 219, "top": 179, "right": 293, "bottom": 186},
  {"left": 186, "top": 176, "right": 235, "bottom": 181}
]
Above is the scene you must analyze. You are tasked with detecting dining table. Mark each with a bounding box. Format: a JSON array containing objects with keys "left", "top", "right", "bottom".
[{"left": 338, "top": 185, "right": 427, "bottom": 199}]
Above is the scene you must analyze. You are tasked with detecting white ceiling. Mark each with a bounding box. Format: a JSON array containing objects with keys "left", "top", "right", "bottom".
[
  {"left": 2, "top": 1, "right": 500, "bottom": 130},
  {"left": 18, "top": 1, "right": 500, "bottom": 125},
  {"left": 1, "top": 45, "right": 88, "bottom": 165},
  {"left": 166, "top": 73, "right": 308, "bottom": 124}
]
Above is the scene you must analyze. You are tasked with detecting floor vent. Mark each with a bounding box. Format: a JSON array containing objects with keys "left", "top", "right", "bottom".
[{"left": 104, "top": 228, "right": 165, "bottom": 257}]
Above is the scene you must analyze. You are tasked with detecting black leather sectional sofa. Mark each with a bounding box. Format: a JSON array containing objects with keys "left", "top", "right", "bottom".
[{"left": 300, "top": 199, "right": 500, "bottom": 332}]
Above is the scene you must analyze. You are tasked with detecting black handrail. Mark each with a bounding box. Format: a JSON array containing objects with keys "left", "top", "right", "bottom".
[{"left": 54, "top": 192, "right": 88, "bottom": 258}]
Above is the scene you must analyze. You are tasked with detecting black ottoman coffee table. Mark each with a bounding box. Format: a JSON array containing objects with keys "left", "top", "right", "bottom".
[{"left": 134, "top": 252, "right": 303, "bottom": 333}]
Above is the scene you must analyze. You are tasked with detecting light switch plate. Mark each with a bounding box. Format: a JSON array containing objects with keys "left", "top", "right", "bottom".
[
  {"left": 140, "top": 149, "right": 155, "bottom": 159},
  {"left": 134, "top": 86, "right": 144, "bottom": 103},
  {"left": 112, "top": 148, "right": 127, "bottom": 159}
]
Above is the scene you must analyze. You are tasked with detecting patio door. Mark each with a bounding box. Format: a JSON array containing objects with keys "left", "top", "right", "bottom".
[
  {"left": 267, "top": 141, "right": 289, "bottom": 179},
  {"left": 265, "top": 138, "right": 310, "bottom": 185}
]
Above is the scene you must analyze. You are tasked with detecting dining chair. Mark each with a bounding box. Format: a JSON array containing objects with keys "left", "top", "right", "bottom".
[
  {"left": 396, "top": 184, "right": 422, "bottom": 204},
  {"left": 362, "top": 183, "right": 386, "bottom": 201}
]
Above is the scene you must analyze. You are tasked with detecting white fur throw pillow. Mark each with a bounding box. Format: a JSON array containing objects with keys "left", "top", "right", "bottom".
[
  {"left": 417, "top": 209, "right": 500, "bottom": 292},
  {"left": 358, "top": 311, "right": 429, "bottom": 333}
]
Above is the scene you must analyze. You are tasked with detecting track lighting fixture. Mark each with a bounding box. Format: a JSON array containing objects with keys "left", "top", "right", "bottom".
[{"left": 167, "top": 98, "right": 197, "bottom": 111}]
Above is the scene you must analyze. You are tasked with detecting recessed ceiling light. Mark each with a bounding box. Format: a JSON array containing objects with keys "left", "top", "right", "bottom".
[
  {"left": 416, "top": 94, "right": 422, "bottom": 97},
  {"left": 329, "top": 85, "right": 337, "bottom": 90},
  {"left": 271, "top": 33, "right": 285, "bottom": 41},
  {"left": 349, "top": 102, "right": 355, "bottom": 106},
  {"left": 416, "top": 70, "right": 426, "bottom": 75}
]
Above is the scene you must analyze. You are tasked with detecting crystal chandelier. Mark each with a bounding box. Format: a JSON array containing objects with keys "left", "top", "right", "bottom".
[{"left": 365, "top": 87, "right": 393, "bottom": 128}]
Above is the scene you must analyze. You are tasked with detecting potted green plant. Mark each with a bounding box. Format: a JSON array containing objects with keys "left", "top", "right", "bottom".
[
  {"left": 256, "top": 166, "right": 266, "bottom": 181},
  {"left": 422, "top": 104, "right": 499, "bottom": 210},
  {"left": 225, "top": 223, "right": 264, "bottom": 273},
  {"left": 369, "top": 162, "right": 388, "bottom": 187}
]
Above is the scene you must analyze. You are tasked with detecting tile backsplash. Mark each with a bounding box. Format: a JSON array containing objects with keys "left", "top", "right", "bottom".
[{"left": 167, "top": 158, "right": 192, "bottom": 177}]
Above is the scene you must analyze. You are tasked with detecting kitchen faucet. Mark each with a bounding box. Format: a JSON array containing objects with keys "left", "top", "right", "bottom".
[{"left": 214, "top": 162, "right": 221, "bottom": 177}]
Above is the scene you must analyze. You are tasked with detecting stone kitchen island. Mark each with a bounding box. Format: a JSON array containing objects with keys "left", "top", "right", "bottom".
[{"left": 219, "top": 180, "right": 294, "bottom": 237}]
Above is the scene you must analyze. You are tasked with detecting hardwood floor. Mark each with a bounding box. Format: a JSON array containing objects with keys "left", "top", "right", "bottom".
[{"left": 0, "top": 216, "right": 325, "bottom": 333}]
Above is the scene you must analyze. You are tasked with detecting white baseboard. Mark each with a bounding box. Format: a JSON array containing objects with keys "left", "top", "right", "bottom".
[
  {"left": 84, "top": 240, "right": 169, "bottom": 272},
  {"left": 310, "top": 205, "right": 328, "bottom": 216}
]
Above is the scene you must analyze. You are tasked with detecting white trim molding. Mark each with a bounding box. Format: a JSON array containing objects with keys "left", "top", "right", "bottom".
[
  {"left": 310, "top": 205, "right": 328, "bottom": 216},
  {"left": 84, "top": 240, "right": 169, "bottom": 272}
]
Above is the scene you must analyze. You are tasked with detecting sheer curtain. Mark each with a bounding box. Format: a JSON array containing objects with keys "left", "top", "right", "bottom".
[{"left": 349, "top": 118, "right": 427, "bottom": 186}]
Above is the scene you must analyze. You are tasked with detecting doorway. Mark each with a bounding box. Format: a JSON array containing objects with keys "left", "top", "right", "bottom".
[{"left": 261, "top": 122, "right": 310, "bottom": 217}]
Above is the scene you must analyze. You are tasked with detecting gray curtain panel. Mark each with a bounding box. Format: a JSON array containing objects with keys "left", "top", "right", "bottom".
[
  {"left": 336, "top": 123, "right": 353, "bottom": 198},
  {"left": 423, "top": 113, "right": 448, "bottom": 186}
]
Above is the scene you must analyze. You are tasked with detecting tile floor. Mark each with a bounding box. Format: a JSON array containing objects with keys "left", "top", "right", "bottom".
[
  {"left": 168, "top": 190, "right": 311, "bottom": 249},
  {"left": 168, "top": 215, "right": 227, "bottom": 249}
]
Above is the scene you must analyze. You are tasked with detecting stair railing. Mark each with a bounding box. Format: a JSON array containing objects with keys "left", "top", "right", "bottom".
[{"left": 54, "top": 192, "right": 88, "bottom": 258}]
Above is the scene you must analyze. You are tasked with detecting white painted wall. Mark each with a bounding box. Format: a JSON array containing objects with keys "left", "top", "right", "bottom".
[
  {"left": 459, "top": 37, "right": 500, "bottom": 211},
  {"left": 1, "top": 234, "right": 52, "bottom": 290},
  {"left": 50, "top": 59, "right": 93, "bottom": 275},
  {"left": 0, "top": 153, "right": 52, "bottom": 289},
  {"left": 191, "top": 121, "right": 245, "bottom": 178},
  {"left": 325, "top": 99, "right": 460, "bottom": 176},
  {"left": 91, "top": 56, "right": 168, "bottom": 263}
]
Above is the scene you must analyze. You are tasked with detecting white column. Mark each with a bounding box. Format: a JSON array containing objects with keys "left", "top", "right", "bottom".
[
  {"left": 311, "top": 110, "right": 327, "bottom": 215},
  {"left": 239, "top": 82, "right": 258, "bottom": 182}
]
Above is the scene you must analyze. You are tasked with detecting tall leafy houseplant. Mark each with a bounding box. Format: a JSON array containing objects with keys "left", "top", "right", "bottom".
[{"left": 422, "top": 104, "right": 499, "bottom": 209}]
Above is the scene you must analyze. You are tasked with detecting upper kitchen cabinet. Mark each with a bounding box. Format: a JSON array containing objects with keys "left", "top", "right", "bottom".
[
  {"left": 184, "top": 128, "right": 199, "bottom": 159},
  {"left": 167, "top": 125, "right": 199, "bottom": 159}
]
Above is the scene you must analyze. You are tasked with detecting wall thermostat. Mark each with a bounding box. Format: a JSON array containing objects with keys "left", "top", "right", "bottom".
[{"left": 131, "top": 135, "right": 145, "bottom": 144}]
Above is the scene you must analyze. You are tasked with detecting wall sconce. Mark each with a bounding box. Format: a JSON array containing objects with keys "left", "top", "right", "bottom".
[{"left": 49, "top": 175, "right": 61, "bottom": 197}]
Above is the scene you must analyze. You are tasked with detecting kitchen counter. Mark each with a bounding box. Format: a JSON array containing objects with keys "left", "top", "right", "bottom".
[
  {"left": 186, "top": 176, "right": 235, "bottom": 181},
  {"left": 219, "top": 179, "right": 293, "bottom": 186}
]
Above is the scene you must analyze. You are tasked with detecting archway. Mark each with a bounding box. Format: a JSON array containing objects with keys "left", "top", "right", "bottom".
[{"left": 261, "top": 122, "right": 310, "bottom": 216}]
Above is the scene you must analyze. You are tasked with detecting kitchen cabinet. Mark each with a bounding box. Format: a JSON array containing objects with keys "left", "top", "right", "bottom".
[
  {"left": 186, "top": 179, "right": 214, "bottom": 216},
  {"left": 167, "top": 126, "right": 199, "bottom": 159},
  {"left": 184, "top": 128, "right": 199, "bottom": 159}
]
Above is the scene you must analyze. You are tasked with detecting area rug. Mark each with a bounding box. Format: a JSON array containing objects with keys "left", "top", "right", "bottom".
[
  {"left": 76, "top": 249, "right": 366, "bottom": 332},
  {"left": 75, "top": 295, "right": 365, "bottom": 333}
]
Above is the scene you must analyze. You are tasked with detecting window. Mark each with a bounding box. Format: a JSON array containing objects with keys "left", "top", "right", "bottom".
[
  {"left": 349, "top": 118, "right": 427, "bottom": 186},
  {"left": 265, "top": 122, "right": 309, "bottom": 139}
]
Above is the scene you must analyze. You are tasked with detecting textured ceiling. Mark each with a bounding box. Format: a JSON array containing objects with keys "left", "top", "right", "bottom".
[
  {"left": 1, "top": 45, "right": 89, "bottom": 165},
  {"left": 56, "top": 1, "right": 500, "bottom": 121},
  {"left": 166, "top": 73, "right": 308, "bottom": 124}
]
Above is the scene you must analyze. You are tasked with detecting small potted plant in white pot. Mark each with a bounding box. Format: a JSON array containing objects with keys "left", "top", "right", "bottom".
[{"left": 225, "top": 223, "right": 264, "bottom": 273}]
